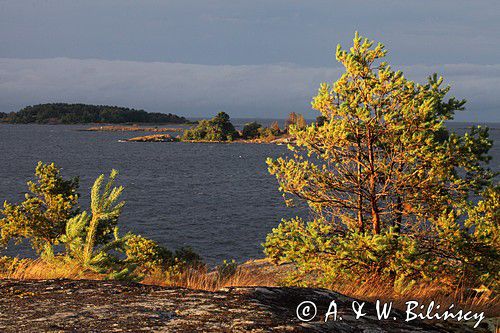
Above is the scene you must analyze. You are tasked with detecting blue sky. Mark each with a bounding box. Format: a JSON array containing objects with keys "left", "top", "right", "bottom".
[{"left": 0, "top": 0, "right": 499, "bottom": 121}]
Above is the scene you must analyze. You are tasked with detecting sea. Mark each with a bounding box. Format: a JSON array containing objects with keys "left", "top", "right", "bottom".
[{"left": 0, "top": 121, "right": 498, "bottom": 265}]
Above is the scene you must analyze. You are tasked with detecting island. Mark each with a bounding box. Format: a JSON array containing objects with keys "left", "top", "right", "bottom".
[
  {"left": 0, "top": 103, "right": 189, "bottom": 124},
  {"left": 123, "top": 112, "right": 307, "bottom": 144}
]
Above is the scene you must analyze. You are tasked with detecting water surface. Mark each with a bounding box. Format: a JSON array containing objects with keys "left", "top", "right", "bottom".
[{"left": 0, "top": 122, "right": 498, "bottom": 264}]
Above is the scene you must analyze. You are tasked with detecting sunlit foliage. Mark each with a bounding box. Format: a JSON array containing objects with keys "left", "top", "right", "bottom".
[
  {"left": 0, "top": 162, "right": 79, "bottom": 258},
  {"left": 265, "top": 33, "right": 498, "bottom": 291},
  {"left": 1, "top": 163, "right": 201, "bottom": 281}
]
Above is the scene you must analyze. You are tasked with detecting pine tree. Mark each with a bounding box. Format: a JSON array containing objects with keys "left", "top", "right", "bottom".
[
  {"left": 268, "top": 32, "right": 492, "bottom": 235},
  {"left": 0, "top": 162, "right": 79, "bottom": 257},
  {"left": 61, "top": 170, "right": 125, "bottom": 269},
  {"left": 265, "top": 33, "right": 496, "bottom": 289},
  {"left": 284, "top": 112, "right": 297, "bottom": 131}
]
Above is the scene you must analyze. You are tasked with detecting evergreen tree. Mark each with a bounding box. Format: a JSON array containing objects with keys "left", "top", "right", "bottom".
[
  {"left": 268, "top": 32, "right": 492, "bottom": 235},
  {"left": 270, "top": 121, "right": 281, "bottom": 135},
  {"left": 284, "top": 112, "right": 297, "bottom": 131},
  {"left": 62, "top": 170, "right": 125, "bottom": 268},
  {"left": 295, "top": 114, "right": 307, "bottom": 130},
  {"left": 265, "top": 33, "right": 496, "bottom": 289},
  {"left": 0, "top": 162, "right": 79, "bottom": 257}
]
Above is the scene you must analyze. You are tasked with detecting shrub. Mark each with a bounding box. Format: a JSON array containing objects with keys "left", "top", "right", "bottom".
[
  {"left": 124, "top": 234, "right": 173, "bottom": 273},
  {"left": 0, "top": 162, "right": 79, "bottom": 258},
  {"left": 216, "top": 259, "right": 238, "bottom": 280},
  {"left": 60, "top": 169, "right": 127, "bottom": 273},
  {"left": 173, "top": 246, "right": 203, "bottom": 267},
  {"left": 284, "top": 112, "right": 306, "bottom": 131}
]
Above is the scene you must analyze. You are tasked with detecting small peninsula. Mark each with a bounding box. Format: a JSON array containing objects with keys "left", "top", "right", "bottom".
[{"left": 0, "top": 103, "right": 188, "bottom": 124}]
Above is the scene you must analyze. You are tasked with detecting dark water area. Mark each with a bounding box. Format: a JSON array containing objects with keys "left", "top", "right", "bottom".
[{"left": 0, "top": 121, "right": 498, "bottom": 265}]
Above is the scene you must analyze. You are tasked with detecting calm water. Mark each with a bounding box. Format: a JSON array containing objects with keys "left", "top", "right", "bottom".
[{"left": 0, "top": 122, "right": 498, "bottom": 264}]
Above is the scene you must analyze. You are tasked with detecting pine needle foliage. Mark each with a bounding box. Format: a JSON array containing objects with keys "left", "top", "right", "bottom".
[
  {"left": 1, "top": 163, "right": 202, "bottom": 281},
  {"left": 84, "top": 170, "right": 124, "bottom": 265},
  {"left": 61, "top": 170, "right": 126, "bottom": 270},
  {"left": 58, "top": 167, "right": 199, "bottom": 279},
  {"left": 0, "top": 162, "right": 79, "bottom": 258},
  {"left": 264, "top": 33, "right": 498, "bottom": 291}
]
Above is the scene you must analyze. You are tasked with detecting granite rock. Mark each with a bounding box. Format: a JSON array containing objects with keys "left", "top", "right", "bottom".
[{"left": 0, "top": 279, "right": 489, "bottom": 332}]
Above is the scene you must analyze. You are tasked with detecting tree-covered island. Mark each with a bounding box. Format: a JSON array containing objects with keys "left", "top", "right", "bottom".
[
  {"left": 0, "top": 103, "right": 189, "bottom": 124},
  {"left": 125, "top": 111, "right": 310, "bottom": 143}
]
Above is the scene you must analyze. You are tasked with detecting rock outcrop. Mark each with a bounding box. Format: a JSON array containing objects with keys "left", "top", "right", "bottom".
[
  {"left": 125, "top": 134, "right": 179, "bottom": 142},
  {"left": 0, "top": 279, "right": 490, "bottom": 332}
]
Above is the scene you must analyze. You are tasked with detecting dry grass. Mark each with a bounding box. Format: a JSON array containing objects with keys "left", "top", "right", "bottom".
[
  {"left": 142, "top": 266, "right": 277, "bottom": 291},
  {"left": 330, "top": 278, "right": 499, "bottom": 319},
  {"left": 0, "top": 258, "right": 103, "bottom": 280}
]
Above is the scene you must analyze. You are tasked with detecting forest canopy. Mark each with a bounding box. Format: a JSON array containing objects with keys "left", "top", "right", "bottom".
[{"left": 0, "top": 103, "right": 188, "bottom": 124}]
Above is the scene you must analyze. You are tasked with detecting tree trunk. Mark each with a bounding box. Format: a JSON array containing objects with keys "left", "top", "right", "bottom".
[
  {"left": 83, "top": 215, "right": 99, "bottom": 265},
  {"left": 367, "top": 129, "right": 380, "bottom": 234},
  {"left": 356, "top": 129, "right": 364, "bottom": 233},
  {"left": 395, "top": 196, "right": 402, "bottom": 233},
  {"left": 358, "top": 197, "right": 364, "bottom": 233},
  {"left": 370, "top": 194, "right": 380, "bottom": 234}
]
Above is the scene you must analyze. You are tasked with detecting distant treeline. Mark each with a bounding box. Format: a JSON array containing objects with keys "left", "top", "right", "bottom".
[{"left": 0, "top": 103, "right": 188, "bottom": 124}]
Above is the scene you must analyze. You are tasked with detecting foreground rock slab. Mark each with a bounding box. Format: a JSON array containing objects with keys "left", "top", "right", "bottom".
[{"left": 0, "top": 279, "right": 484, "bottom": 332}]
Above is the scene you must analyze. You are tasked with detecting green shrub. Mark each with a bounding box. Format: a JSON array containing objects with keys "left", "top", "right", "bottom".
[
  {"left": 60, "top": 169, "right": 125, "bottom": 271},
  {"left": 173, "top": 246, "right": 202, "bottom": 267},
  {"left": 264, "top": 207, "right": 499, "bottom": 291},
  {"left": 124, "top": 234, "right": 173, "bottom": 273},
  {"left": 0, "top": 162, "right": 79, "bottom": 258}
]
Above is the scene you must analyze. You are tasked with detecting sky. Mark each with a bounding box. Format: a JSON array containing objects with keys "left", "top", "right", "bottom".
[{"left": 0, "top": 0, "right": 499, "bottom": 121}]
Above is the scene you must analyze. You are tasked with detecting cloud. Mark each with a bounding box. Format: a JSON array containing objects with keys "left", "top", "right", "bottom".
[{"left": 0, "top": 58, "right": 498, "bottom": 121}]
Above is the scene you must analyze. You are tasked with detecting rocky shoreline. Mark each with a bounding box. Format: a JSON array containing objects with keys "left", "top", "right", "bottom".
[
  {"left": 124, "top": 133, "right": 180, "bottom": 142},
  {"left": 0, "top": 279, "right": 489, "bottom": 332},
  {"left": 84, "top": 125, "right": 185, "bottom": 132}
]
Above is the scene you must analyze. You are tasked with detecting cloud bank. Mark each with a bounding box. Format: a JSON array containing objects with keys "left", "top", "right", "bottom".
[{"left": 0, "top": 58, "right": 498, "bottom": 121}]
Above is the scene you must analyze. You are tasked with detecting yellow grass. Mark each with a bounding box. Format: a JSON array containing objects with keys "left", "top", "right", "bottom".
[
  {"left": 142, "top": 266, "right": 277, "bottom": 291},
  {"left": 0, "top": 258, "right": 103, "bottom": 280},
  {"left": 332, "top": 279, "right": 499, "bottom": 319}
]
